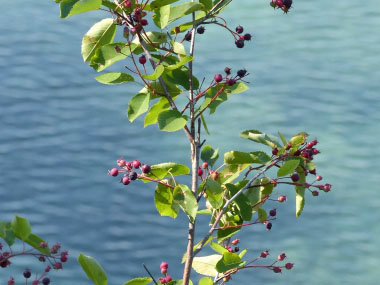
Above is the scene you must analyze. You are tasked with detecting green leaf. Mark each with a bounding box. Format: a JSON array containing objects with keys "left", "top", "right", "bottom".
[
  {"left": 192, "top": 255, "right": 221, "bottom": 276},
  {"left": 96, "top": 73, "right": 134, "bottom": 85},
  {"left": 25, "top": 234, "right": 51, "bottom": 255},
  {"left": 154, "top": 183, "right": 179, "bottom": 219},
  {"left": 224, "top": 151, "right": 269, "bottom": 165},
  {"left": 210, "top": 242, "right": 229, "bottom": 255},
  {"left": 166, "top": 56, "right": 193, "bottom": 70},
  {"left": 90, "top": 42, "right": 138, "bottom": 72},
  {"left": 289, "top": 132, "right": 309, "bottom": 147},
  {"left": 295, "top": 168, "right": 307, "bottom": 217},
  {"left": 0, "top": 222, "right": 15, "bottom": 246},
  {"left": 78, "top": 254, "right": 108, "bottom": 285},
  {"left": 204, "top": 179, "right": 223, "bottom": 209},
  {"left": 227, "top": 82, "right": 249, "bottom": 94},
  {"left": 218, "top": 164, "right": 250, "bottom": 184},
  {"left": 60, "top": 0, "right": 101, "bottom": 18},
  {"left": 240, "top": 130, "right": 282, "bottom": 148},
  {"left": 168, "top": 280, "right": 193, "bottom": 285},
  {"left": 226, "top": 184, "right": 252, "bottom": 221},
  {"left": 212, "top": 0, "right": 231, "bottom": 14},
  {"left": 11, "top": 216, "right": 31, "bottom": 241},
  {"left": 239, "top": 249, "right": 247, "bottom": 259},
  {"left": 144, "top": 97, "right": 172, "bottom": 127},
  {"left": 151, "top": 0, "right": 179, "bottom": 8},
  {"left": 215, "top": 252, "right": 242, "bottom": 273},
  {"left": 142, "top": 65, "right": 165, "bottom": 80},
  {"left": 101, "top": 0, "right": 117, "bottom": 10},
  {"left": 163, "top": 67, "right": 199, "bottom": 90},
  {"left": 198, "top": 277, "right": 213, "bottom": 285},
  {"left": 277, "top": 159, "right": 300, "bottom": 177},
  {"left": 144, "top": 162, "right": 190, "bottom": 180},
  {"left": 132, "top": 31, "right": 168, "bottom": 45},
  {"left": 158, "top": 110, "right": 188, "bottom": 132},
  {"left": 201, "top": 114, "right": 210, "bottom": 135},
  {"left": 197, "top": 209, "right": 212, "bottom": 215},
  {"left": 217, "top": 219, "right": 242, "bottom": 243},
  {"left": 168, "top": 2, "right": 205, "bottom": 24},
  {"left": 128, "top": 93, "right": 151, "bottom": 122},
  {"left": 172, "top": 41, "right": 186, "bottom": 55},
  {"left": 258, "top": 208, "right": 267, "bottom": 222},
  {"left": 124, "top": 277, "right": 152, "bottom": 285},
  {"left": 201, "top": 145, "right": 219, "bottom": 167},
  {"left": 200, "top": 0, "right": 212, "bottom": 10},
  {"left": 173, "top": 185, "right": 198, "bottom": 222},
  {"left": 153, "top": 4, "right": 170, "bottom": 28},
  {"left": 278, "top": 131, "right": 287, "bottom": 145},
  {"left": 82, "top": 18, "right": 116, "bottom": 62}
]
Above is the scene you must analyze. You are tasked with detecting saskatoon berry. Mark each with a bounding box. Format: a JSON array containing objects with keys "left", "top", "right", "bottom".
[
  {"left": 243, "top": 33, "right": 252, "bottom": 41},
  {"left": 129, "top": 171, "right": 138, "bottom": 180},
  {"left": 126, "top": 162, "right": 133, "bottom": 170},
  {"left": 124, "top": 0, "right": 131, "bottom": 8},
  {"left": 134, "top": 8, "right": 142, "bottom": 15},
  {"left": 269, "top": 209, "right": 277, "bottom": 217},
  {"left": 202, "top": 162, "right": 208, "bottom": 169},
  {"left": 261, "top": 250, "right": 269, "bottom": 258},
  {"left": 133, "top": 160, "right": 141, "bottom": 169},
  {"left": 227, "top": 78, "right": 236, "bottom": 86},
  {"left": 8, "top": 278, "right": 15, "bottom": 285},
  {"left": 231, "top": 239, "right": 239, "bottom": 245},
  {"left": 197, "top": 26, "right": 205, "bottom": 34},
  {"left": 266, "top": 222, "right": 272, "bottom": 231},
  {"left": 283, "top": 0, "right": 292, "bottom": 9},
  {"left": 141, "top": 164, "right": 151, "bottom": 173},
  {"left": 131, "top": 27, "right": 138, "bottom": 34},
  {"left": 210, "top": 171, "right": 219, "bottom": 180},
  {"left": 270, "top": 0, "right": 276, "bottom": 8},
  {"left": 273, "top": 266, "right": 282, "bottom": 273},
  {"left": 276, "top": 0, "right": 284, "bottom": 8},
  {"left": 278, "top": 195, "right": 287, "bottom": 202},
  {"left": 42, "top": 278, "right": 51, "bottom": 285},
  {"left": 224, "top": 67, "right": 231, "bottom": 75},
  {"left": 139, "top": 55, "right": 146, "bottom": 65},
  {"left": 272, "top": 147, "right": 279, "bottom": 155},
  {"left": 24, "top": 269, "right": 32, "bottom": 279},
  {"left": 141, "top": 19, "right": 148, "bottom": 26},
  {"left": 234, "top": 247, "right": 239, "bottom": 252},
  {"left": 122, "top": 177, "right": 130, "bottom": 185},
  {"left": 324, "top": 184, "right": 332, "bottom": 192},
  {"left": 285, "top": 263, "right": 294, "bottom": 270},
  {"left": 309, "top": 168, "right": 316, "bottom": 175},
  {"left": 235, "top": 39, "right": 245, "bottom": 48},
  {"left": 235, "top": 25, "right": 244, "bottom": 34},
  {"left": 184, "top": 32, "right": 192, "bottom": 41},
  {"left": 198, "top": 167, "right": 203, "bottom": 177},
  {"left": 114, "top": 45, "right": 121, "bottom": 53},
  {"left": 165, "top": 276, "right": 172, "bottom": 283},
  {"left": 60, "top": 255, "right": 68, "bottom": 262},
  {"left": 161, "top": 267, "right": 167, "bottom": 274},
  {"left": 306, "top": 142, "right": 313, "bottom": 149},
  {"left": 214, "top": 74, "right": 223, "bottom": 83},
  {"left": 160, "top": 261, "right": 169, "bottom": 269},
  {"left": 237, "top": 69, "right": 247, "bottom": 77},
  {"left": 316, "top": 175, "right": 322, "bottom": 181},
  {"left": 278, "top": 253, "right": 286, "bottom": 261},
  {"left": 312, "top": 191, "right": 319, "bottom": 196},
  {"left": 291, "top": 173, "right": 300, "bottom": 182}
]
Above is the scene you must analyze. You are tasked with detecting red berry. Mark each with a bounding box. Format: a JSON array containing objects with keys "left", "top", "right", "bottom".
[
  {"left": 266, "top": 222, "right": 272, "bottom": 231},
  {"left": 118, "top": 159, "right": 126, "bottom": 167},
  {"left": 285, "top": 262, "right": 294, "bottom": 270},
  {"left": 312, "top": 191, "right": 319, "bottom": 196},
  {"left": 311, "top": 139, "right": 318, "bottom": 146},
  {"left": 261, "top": 250, "right": 269, "bottom": 258},
  {"left": 126, "top": 162, "right": 133, "bottom": 170},
  {"left": 124, "top": 0, "right": 131, "bottom": 8},
  {"left": 309, "top": 169, "right": 316, "bottom": 175},
  {"left": 131, "top": 27, "right": 138, "bottom": 34},
  {"left": 60, "top": 255, "right": 68, "bottom": 262},
  {"left": 269, "top": 209, "right": 277, "bottom": 217},
  {"left": 214, "top": 74, "right": 223, "bottom": 83},
  {"left": 139, "top": 55, "right": 146, "bottom": 65},
  {"left": 161, "top": 268, "right": 167, "bottom": 274},
  {"left": 8, "top": 278, "right": 15, "bottom": 285},
  {"left": 227, "top": 246, "right": 234, "bottom": 253},
  {"left": 134, "top": 8, "right": 142, "bottom": 15},
  {"left": 231, "top": 239, "right": 240, "bottom": 245},
  {"left": 122, "top": 177, "right": 131, "bottom": 185},
  {"left": 54, "top": 262, "right": 63, "bottom": 269},
  {"left": 272, "top": 148, "right": 279, "bottom": 155},
  {"left": 141, "top": 19, "right": 148, "bottom": 26},
  {"left": 323, "top": 184, "right": 332, "bottom": 192},
  {"left": 270, "top": 0, "right": 277, "bottom": 8},
  {"left": 273, "top": 266, "right": 282, "bottom": 273},
  {"left": 160, "top": 262, "right": 169, "bottom": 269},
  {"left": 133, "top": 160, "right": 141, "bottom": 169},
  {"left": 316, "top": 175, "right": 322, "bottom": 181},
  {"left": 291, "top": 173, "right": 300, "bottom": 182},
  {"left": 313, "top": 149, "right": 320, "bottom": 155},
  {"left": 202, "top": 162, "right": 208, "bottom": 169},
  {"left": 109, "top": 168, "right": 119, "bottom": 176},
  {"left": 198, "top": 167, "right": 203, "bottom": 177},
  {"left": 211, "top": 171, "right": 219, "bottom": 180},
  {"left": 278, "top": 253, "right": 286, "bottom": 261},
  {"left": 227, "top": 78, "right": 236, "bottom": 86},
  {"left": 278, "top": 196, "right": 287, "bottom": 203},
  {"left": 165, "top": 276, "right": 172, "bottom": 283},
  {"left": 224, "top": 67, "right": 231, "bottom": 75},
  {"left": 141, "top": 164, "right": 151, "bottom": 173},
  {"left": 235, "top": 25, "right": 244, "bottom": 34},
  {"left": 276, "top": 0, "right": 284, "bottom": 8}
]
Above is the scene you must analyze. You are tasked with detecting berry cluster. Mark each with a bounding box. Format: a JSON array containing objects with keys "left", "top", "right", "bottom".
[
  {"left": 197, "top": 161, "right": 219, "bottom": 181},
  {"left": 225, "top": 239, "right": 240, "bottom": 253},
  {"left": 213, "top": 67, "right": 249, "bottom": 87},
  {"left": 158, "top": 262, "right": 172, "bottom": 284},
  {"left": 259, "top": 250, "right": 294, "bottom": 274},
  {"left": 109, "top": 159, "right": 151, "bottom": 186},
  {"left": 270, "top": 0, "right": 293, "bottom": 13},
  {"left": 3, "top": 242, "right": 67, "bottom": 285},
  {"left": 234, "top": 25, "right": 252, "bottom": 49}
]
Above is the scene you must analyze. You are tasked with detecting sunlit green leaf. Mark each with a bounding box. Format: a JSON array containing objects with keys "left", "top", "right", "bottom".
[
  {"left": 198, "top": 277, "right": 213, "bottom": 285},
  {"left": 215, "top": 252, "right": 242, "bottom": 273},
  {"left": 210, "top": 242, "right": 228, "bottom": 255},
  {"left": 173, "top": 185, "right": 198, "bottom": 222},
  {"left": 11, "top": 216, "right": 31, "bottom": 241},
  {"left": 192, "top": 255, "right": 221, "bottom": 276},
  {"left": 96, "top": 73, "right": 134, "bottom": 85},
  {"left": 124, "top": 277, "right": 152, "bottom": 285},
  {"left": 144, "top": 162, "right": 190, "bottom": 180},
  {"left": 127, "top": 93, "right": 151, "bottom": 122},
  {"left": 158, "top": 110, "right": 188, "bottom": 132},
  {"left": 143, "top": 65, "right": 165, "bottom": 81},
  {"left": 277, "top": 159, "right": 300, "bottom": 177},
  {"left": 153, "top": 4, "right": 170, "bottom": 28},
  {"left": 201, "top": 145, "right": 219, "bottom": 167},
  {"left": 78, "top": 254, "right": 108, "bottom": 285},
  {"left": 155, "top": 183, "right": 179, "bottom": 219},
  {"left": 240, "top": 130, "right": 282, "bottom": 148},
  {"left": 60, "top": 0, "right": 101, "bottom": 18}
]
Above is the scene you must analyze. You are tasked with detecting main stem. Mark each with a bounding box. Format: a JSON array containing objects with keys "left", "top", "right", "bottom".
[{"left": 183, "top": 5, "right": 198, "bottom": 285}]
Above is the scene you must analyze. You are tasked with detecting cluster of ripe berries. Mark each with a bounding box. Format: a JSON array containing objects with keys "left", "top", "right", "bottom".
[
  {"left": 234, "top": 25, "right": 252, "bottom": 49},
  {"left": 270, "top": 0, "right": 293, "bottom": 13},
  {"left": 213, "top": 67, "right": 248, "bottom": 87},
  {"left": 260, "top": 250, "right": 294, "bottom": 273},
  {"left": 159, "top": 262, "right": 172, "bottom": 284},
  {"left": 225, "top": 238, "right": 240, "bottom": 253},
  {"left": 5, "top": 243, "right": 67, "bottom": 285},
  {"left": 264, "top": 208, "right": 278, "bottom": 231},
  {"left": 109, "top": 159, "right": 151, "bottom": 186}
]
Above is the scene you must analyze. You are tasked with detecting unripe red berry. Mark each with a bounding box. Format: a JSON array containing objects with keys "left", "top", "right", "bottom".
[
  {"left": 271, "top": 179, "right": 278, "bottom": 187},
  {"left": 126, "top": 162, "right": 133, "bottom": 170},
  {"left": 261, "top": 250, "right": 269, "bottom": 258},
  {"left": 32, "top": 281, "right": 39, "bottom": 285},
  {"left": 270, "top": 0, "right": 277, "bottom": 8},
  {"left": 223, "top": 275, "right": 231, "bottom": 282},
  {"left": 312, "top": 191, "right": 319, "bottom": 196},
  {"left": 109, "top": 168, "right": 119, "bottom": 176},
  {"left": 214, "top": 74, "right": 223, "bottom": 83},
  {"left": 235, "top": 39, "right": 245, "bottom": 48},
  {"left": 141, "top": 19, "right": 148, "bottom": 26},
  {"left": 306, "top": 142, "right": 313, "bottom": 149},
  {"left": 311, "top": 139, "right": 318, "bottom": 146},
  {"left": 243, "top": 33, "right": 252, "bottom": 41},
  {"left": 184, "top": 32, "right": 192, "bottom": 41},
  {"left": 8, "top": 278, "right": 15, "bottom": 285},
  {"left": 316, "top": 175, "right": 322, "bottom": 181},
  {"left": 134, "top": 8, "right": 142, "bottom": 15},
  {"left": 272, "top": 147, "right": 279, "bottom": 155},
  {"left": 309, "top": 168, "right": 316, "bottom": 175},
  {"left": 323, "top": 183, "right": 332, "bottom": 192},
  {"left": 60, "top": 255, "right": 68, "bottom": 262},
  {"left": 291, "top": 173, "right": 300, "bottom": 182},
  {"left": 132, "top": 160, "right": 141, "bottom": 169},
  {"left": 198, "top": 167, "right": 203, "bottom": 177},
  {"left": 141, "top": 164, "right": 151, "bottom": 173},
  {"left": 231, "top": 239, "right": 240, "bottom": 245},
  {"left": 227, "top": 246, "right": 234, "bottom": 253},
  {"left": 124, "top": 0, "right": 131, "bottom": 8},
  {"left": 161, "top": 268, "right": 167, "bottom": 274},
  {"left": 293, "top": 149, "right": 301, "bottom": 156},
  {"left": 39, "top": 255, "right": 46, "bottom": 262},
  {"left": 202, "top": 162, "right": 208, "bottom": 169},
  {"left": 273, "top": 266, "right": 282, "bottom": 273},
  {"left": 54, "top": 262, "right": 63, "bottom": 270},
  {"left": 139, "top": 55, "right": 146, "bottom": 65},
  {"left": 278, "top": 195, "right": 287, "bottom": 203},
  {"left": 122, "top": 177, "right": 131, "bottom": 185},
  {"left": 118, "top": 159, "right": 126, "bottom": 167},
  {"left": 45, "top": 265, "right": 51, "bottom": 272},
  {"left": 131, "top": 27, "right": 138, "bottom": 34},
  {"left": 197, "top": 26, "right": 205, "bottom": 34},
  {"left": 278, "top": 253, "right": 286, "bottom": 261},
  {"left": 175, "top": 26, "right": 181, "bottom": 34},
  {"left": 227, "top": 78, "right": 236, "bottom": 86},
  {"left": 160, "top": 261, "right": 169, "bottom": 269},
  {"left": 24, "top": 269, "right": 31, "bottom": 279},
  {"left": 235, "top": 25, "right": 244, "bottom": 34},
  {"left": 224, "top": 67, "right": 231, "bottom": 75},
  {"left": 285, "top": 262, "right": 294, "bottom": 270},
  {"left": 276, "top": 0, "right": 284, "bottom": 8},
  {"left": 313, "top": 149, "right": 320, "bottom": 155},
  {"left": 211, "top": 171, "right": 219, "bottom": 180},
  {"left": 165, "top": 276, "right": 172, "bottom": 283},
  {"left": 269, "top": 209, "right": 277, "bottom": 217}
]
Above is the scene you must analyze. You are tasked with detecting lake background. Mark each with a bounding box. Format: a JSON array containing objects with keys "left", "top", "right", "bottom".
[{"left": 1, "top": 0, "right": 379, "bottom": 284}]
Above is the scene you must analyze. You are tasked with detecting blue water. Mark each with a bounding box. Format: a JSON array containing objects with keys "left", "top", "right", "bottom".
[{"left": 1, "top": 0, "right": 380, "bottom": 284}]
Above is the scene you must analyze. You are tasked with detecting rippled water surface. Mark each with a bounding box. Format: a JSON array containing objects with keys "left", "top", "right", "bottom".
[{"left": 1, "top": 1, "right": 380, "bottom": 284}]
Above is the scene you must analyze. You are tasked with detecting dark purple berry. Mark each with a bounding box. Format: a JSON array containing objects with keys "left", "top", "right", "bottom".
[
  {"left": 114, "top": 45, "right": 121, "bottom": 53},
  {"left": 235, "top": 25, "right": 244, "bottom": 34},
  {"left": 266, "top": 222, "right": 272, "bottom": 231},
  {"left": 312, "top": 191, "right": 319, "bottom": 196},
  {"left": 141, "top": 164, "right": 151, "bottom": 173},
  {"left": 184, "top": 32, "right": 192, "bottom": 41},
  {"left": 273, "top": 266, "right": 282, "bottom": 273},
  {"left": 133, "top": 160, "right": 141, "bottom": 169},
  {"left": 309, "top": 168, "right": 316, "bottom": 175},
  {"left": 243, "top": 33, "right": 252, "bottom": 41},
  {"left": 291, "top": 173, "right": 300, "bottom": 182},
  {"left": 129, "top": 171, "right": 138, "bottom": 180},
  {"left": 24, "top": 269, "right": 31, "bottom": 279},
  {"left": 214, "top": 74, "right": 223, "bottom": 83},
  {"left": 234, "top": 247, "right": 239, "bottom": 252},
  {"left": 285, "top": 263, "right": 294, "bottom": 270},
  {"left": 139, "top": 55, "right": 146, "bottom": 65},
  {"left": 227, "top": 78, "right": 236, "bottom": 86},
  {"left": 141, "top": 19, "right": 148, "bottom": 26},
  {"left": 224, "top": 67, "right": 231, "bottom": 75},
  {"left": 283, "top": 0, "right": 292, "bottom": 9},
  {"left": 269, "top": 209, "right": 277, "bottom": 217},
  {"left": 237, "top": 69, "right": 247, "bottom": 77},
  {"left": 235, "top": 39, "right": 245, "bottom": 48},
  {"left": 197, "top": 26, "right": 205, "bottom": 34},
  {"left": 42, "top": 278, "right": 51, "bottom": 285},
  {"left": 272, "top": 147, "right": 279, "bottom": 155},
  {"left": 134, "top": 8, "right": 142, "bottom": 15}
]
